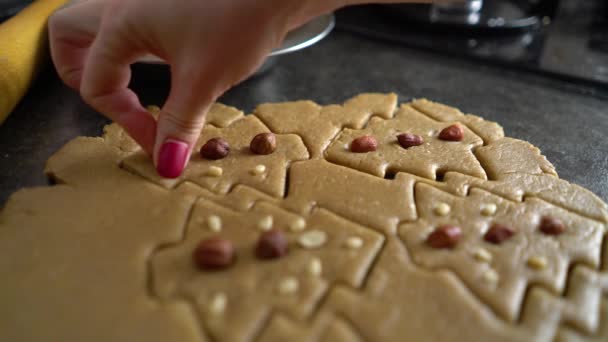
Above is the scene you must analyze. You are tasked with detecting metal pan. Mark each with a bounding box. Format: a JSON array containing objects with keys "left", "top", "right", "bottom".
[{"left": 137, "top": 13, "right": 335, "bottom": 76}]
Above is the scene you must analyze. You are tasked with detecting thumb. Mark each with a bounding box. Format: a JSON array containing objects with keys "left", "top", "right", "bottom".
[{"left": 154, "top": 66, "right": 220, "bottom": 178}]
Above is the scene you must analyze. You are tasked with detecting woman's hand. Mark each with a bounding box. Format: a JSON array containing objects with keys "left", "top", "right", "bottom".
[{"left": 49, "top": 0, "right": 341, "bottom": 178}]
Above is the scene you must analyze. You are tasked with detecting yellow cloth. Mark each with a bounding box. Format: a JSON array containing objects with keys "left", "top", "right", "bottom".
[{"left": 0, "top": 0, "right": 69, "bottom": 124}]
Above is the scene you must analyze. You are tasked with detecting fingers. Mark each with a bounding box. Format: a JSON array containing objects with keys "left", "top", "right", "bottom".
[
  {"left": 48, "top": 0, "right": 104, "bottom": 89},
  {"left": 153, "top": 65, "right": 219, "bottom": 178},
  {"left": 79, "top": 8, "right": 156, "bottom": 154},
  {"left": 50, "top": 0, "right": 156, "bottom": 154}
]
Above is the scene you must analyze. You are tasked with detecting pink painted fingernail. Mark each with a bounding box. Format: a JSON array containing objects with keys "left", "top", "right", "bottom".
[{"left": 157, "top": 139, "right": 189, "bottom": 178}]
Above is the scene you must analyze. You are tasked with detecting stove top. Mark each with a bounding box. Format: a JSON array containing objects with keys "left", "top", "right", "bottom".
[{"left": 336, "top": 0, "right": 608, "bottom": 91}]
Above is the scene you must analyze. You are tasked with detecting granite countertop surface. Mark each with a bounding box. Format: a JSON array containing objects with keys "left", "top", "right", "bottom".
[{"left": 1, "top": 29, "right": 607, "bottom": 206}]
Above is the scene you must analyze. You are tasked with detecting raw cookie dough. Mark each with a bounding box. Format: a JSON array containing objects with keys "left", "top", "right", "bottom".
[
  {"left": 400, "top": 183, "right": 604, "bottom": 322},
  {"left": 254, "top": 93, "right": 397, "bottom": 158},
  {"left": 152, "top": 200, "right": 382, "bottom": 341},
  {"left": 1, "top": 94, "right": 607, "bottom": 342},
  {"left": 325, "top": 104, "right": 487, "bottom": 180},
  {"left": 122, "top": 115, "right": 309, "bottom": 196}
]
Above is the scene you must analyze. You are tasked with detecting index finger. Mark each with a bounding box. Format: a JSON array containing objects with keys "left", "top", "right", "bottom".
[{"left": 79, "top": 12, "right": 156, "bottom": 154}]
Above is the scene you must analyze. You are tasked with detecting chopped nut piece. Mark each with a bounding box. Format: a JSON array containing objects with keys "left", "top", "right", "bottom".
[
  {"left": 480, "top": 203, "right": 497, "bottom": 216},
  {"left": 250, "top": 133, "right": 277, "bottom": 155},
  {"left": 482, "top": 269, "right": 499, "bottom": 284},
  {"left": 278, "top": 276, "right": 299, "bottom": 294},
  {"left": 350, "top": 135, "right": 378, "bottom": 153},
  {"left": 472, "top": 248, "right": 493, "bottom": 263},
  {"left": 484, "top": 224, "right": 515, "bottom": 244},
  {"left": 539, "top": 216, "right": 566, "bottom": 235},
  {"left": 344, "top": 236, "right": 364, "bottom": 249},
  {"left": 426, "top": 225, "right": 462, "bottom": 249},
  {"left": 397, "top": 133, "right": 424, "bottom": 149},
  {"left": 250, "top": 164, "right": 267, "bottom": 175},
  {"left": 205, "top": 166, "right": 223, "bottom": 177},
  {"left": 433, "top": 203, "right": 451, "bottom": 216},
  {"left": 200, "top": 138, "right": 230, "bottom": 160},
  {"left": 207, "top": 215, "right": 222, "bottom": 232},
  {"left": 527, "top": 256, "right": 547, "bottom": 270},
  {"left": 438, "top": 124, "right": 464, "bottom": 141},
  {"left": 289, "top": 218, "right": 306, "bottom": 232},
  {"left": 146, "top": 105, "right": 161, "bottom": 114},
  {"left": 298, "top": 230, "right": 327, "bottom": 249},
  {"left": 307, "top": 257, "right": 322, "bottom": 277},
  {"left": 193, "top": 237, "right": 235, "bottom": 270},
  {"left": 257, "top": 215, "right": 273, "bottom": 231},
  {"left": 255, "top": 230, "right": 289, "bottom": 259},
  {"left": 208, "top": 292, "right": 227, "bottom": 315}
]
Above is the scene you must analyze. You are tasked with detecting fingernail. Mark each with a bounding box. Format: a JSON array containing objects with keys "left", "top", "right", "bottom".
[{"left": 157, "top": 139, "right": 189, "bottom": 178}]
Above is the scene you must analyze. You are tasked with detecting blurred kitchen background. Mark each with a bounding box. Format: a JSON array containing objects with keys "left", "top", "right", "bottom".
[
  {"left": 0, "top": 0, "right": 33, "bottom": 18},
  {"left": 2, "top": 0, "right": 606, "bottom": 89},
  {"left": 334, "top": 0, "right": 608, "bottom": 89}
]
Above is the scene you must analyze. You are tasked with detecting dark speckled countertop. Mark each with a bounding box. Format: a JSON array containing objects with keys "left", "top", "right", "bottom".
[{"left": 1, "top": 29, "right": 607, "bottom": 206}]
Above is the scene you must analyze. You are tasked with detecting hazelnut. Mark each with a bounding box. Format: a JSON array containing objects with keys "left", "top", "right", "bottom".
[
  {"left": 438, "top": 124, "right": 464, "bottom": 141},
  {"left": 351, "top": 135, "right": 378, "bottom": 153},
  {"left": 255, "top": 229, "right": 289, "bottom": 259},
  {"left": 397, "top": 133, "right": 424, "bottom": 149},
  {"left": 539, "top": 216, "right": 565, "bottom": 235},
  {"left": 193, "top": 237, "right": 235, "bottom": 270},
  {"left": 484, "top": 224, "right": 515, "bottom": 244},
  {"left": 200, "top": 138, "right": 230, "bottom": 160},
  {"left": 427, "top": 225, "right": 462, "bottom": 249},
  {"left": 250, "top": 133, "right": 277, "bottom": 155}
]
